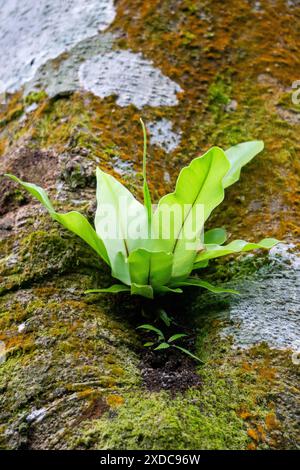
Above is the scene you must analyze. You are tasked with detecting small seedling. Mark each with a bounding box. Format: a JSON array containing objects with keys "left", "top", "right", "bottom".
[{"left": 137, "top": 324, "right": 203, "bottom": 363}]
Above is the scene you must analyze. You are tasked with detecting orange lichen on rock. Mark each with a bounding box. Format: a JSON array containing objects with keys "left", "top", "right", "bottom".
[
  {"left": 247, "top": 424, "right": 266, "bottom": 443},
  {"left": 237, "top": 409, "right": 252, "bottom": 421},
  {"left": 265, "top": 412, "right": 280, "bottom": 431},
  {"left": 106, "top": 394, "right": 125, "bottom": 408}
]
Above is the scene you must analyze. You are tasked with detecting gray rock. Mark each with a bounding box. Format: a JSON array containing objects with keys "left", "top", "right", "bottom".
[
  {"left": 0, "top": 0, "right": 116, "bottom": 93},
  {"left": 195, "top": 244, "right": 300, "bottom": 352},
  {"left": 79, "top": 50, "right": 182, "bottom": 108},
  {"left": 148, "top": 119, "right": 182, "bottom": 152},
  {"left": 26, "top": 408, "right": 47, "bottom": 424}
]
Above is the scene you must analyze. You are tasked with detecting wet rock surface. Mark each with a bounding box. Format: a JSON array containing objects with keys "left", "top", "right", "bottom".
[
  {"left": 0, "top": 0, "right": 116, "bottom": 93},
  {"left": 148, "top": 119, "right": 182, "bottom": 152},
  {"left": 193, "top": 245, "right": 300, "bottom": 351},
  {"left": 0, "top": 0, "right": 299, "bottom": 450},
  {"left": 25, "top": 33, "right": 115, "bottom": 98},
  {"left": 79, "top": 50, "right": 182, "bottom": 108}
]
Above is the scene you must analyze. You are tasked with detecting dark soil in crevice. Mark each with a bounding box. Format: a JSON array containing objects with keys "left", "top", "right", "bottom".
[
  {"left": 108, "top": 289, "right": 204, "bottom": 394},
  {"left": 139, "top": 345, "right": 202, "bottom": 395},
  {"left": 83, "top": 279, "right": 204, "bottom": 395},
  {"left": 137, "top": 302, "right": 203, "bottom": 395}
]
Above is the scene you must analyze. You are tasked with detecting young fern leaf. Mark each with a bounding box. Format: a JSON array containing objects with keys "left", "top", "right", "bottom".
[
  {"left": 173, "top": 345, "right": 204, "bottom": 363},
  {"left": 194, "top": 238, "right": 280, "bottom": 267},
  {"left": 154, "top": 286, "right": 183, "bottom": 294},
  {"left": 204, "top": 228, "right": 227, "bottom": 245},
  {"left": 154, "top": 342, "right": 170, "bottom": 350},
  {"left": 95, "top": 168, "right": 149, "bottom": 284},
  {"left": 136, "top": 324, "right": 165, "bottom": 338},
  {"left": 85, "top": 285, "right": 130, "bottom": 294},
  {"left": 131, "top": 283, "right": 154, "bottom": 299},
  {"left": 128, "top": 248, "right": 173, "bottom": 288},
  {"left": 168, "top": 333, "right": 187, "bottom": 342},
  {"left": 153, "top": 147, "right": 230, "bottom": 280},
  {"left": 171, "top": 278, "right": 239, "bottom": 295},
  {"left": 223, "top": 141, "right": 264, "bottom": 188},
  {"left": 140, "top": 118, "right": 152, "bottom": 235},
  {"left": 5, "top": 174, "right": 109, "bottom": 265}
]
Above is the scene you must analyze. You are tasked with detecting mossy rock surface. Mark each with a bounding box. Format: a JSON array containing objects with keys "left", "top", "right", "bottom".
[{"left": 0, "top": 0, "right": 299, "bottom": 450}]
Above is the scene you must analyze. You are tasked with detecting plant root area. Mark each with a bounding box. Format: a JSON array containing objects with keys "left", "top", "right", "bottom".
[{"left": 139, "top": 346, "right": 202, "bottom": 394}]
